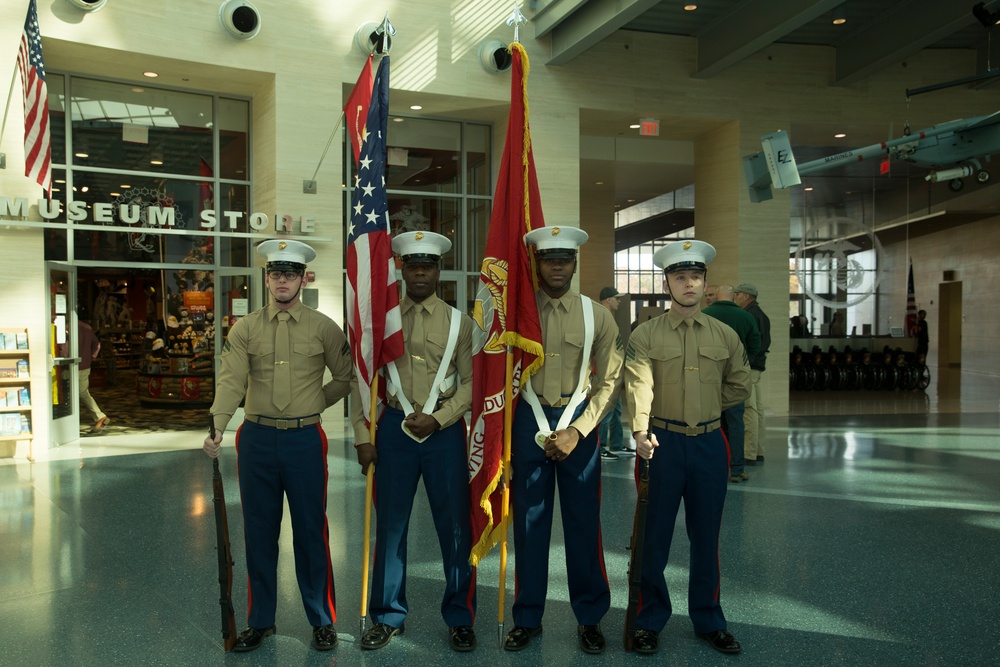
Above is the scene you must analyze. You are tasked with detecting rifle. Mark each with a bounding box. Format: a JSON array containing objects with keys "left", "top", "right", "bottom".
[
  {"left": 623, "top": 457, "right": 651, "bottom": 651},
  {"left": 210, "top": 417, "right": 238, "bottom": 652}
]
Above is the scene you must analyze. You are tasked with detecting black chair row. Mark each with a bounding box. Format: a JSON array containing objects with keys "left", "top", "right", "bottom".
[{"left": 790, "top": 345, "right": 930, "bottom": 392}]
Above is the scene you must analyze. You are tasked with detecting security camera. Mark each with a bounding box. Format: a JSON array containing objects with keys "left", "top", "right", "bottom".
[
  {"left": 479, "top": 39, "right": 512, "bottom": 75},
  {"left": 354, "top": 21, "right": 393, "bottom": 55},
  {"left": 65, "top": 0, "right": 107, "bottom": 11},
  {"left": 219, "top": 0, "right": 261, "bottom": 40}
]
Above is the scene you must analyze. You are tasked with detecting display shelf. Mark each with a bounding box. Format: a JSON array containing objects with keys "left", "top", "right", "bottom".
[{"left": 0, "top": 328, "right": 32, "bottom": 444}]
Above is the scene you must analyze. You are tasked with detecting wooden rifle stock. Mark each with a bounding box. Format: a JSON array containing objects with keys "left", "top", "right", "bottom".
[
  {"left": 623, "top": 457, "right": 651, "bottom": 651},
  {"left": 210, "top": 417, "right": 239, "bottom": 652}
]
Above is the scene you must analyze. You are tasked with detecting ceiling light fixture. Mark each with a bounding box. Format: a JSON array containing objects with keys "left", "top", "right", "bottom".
[
  {"left": 834, "top": 133, "right": 846, "bottom": 138},
  {"left": 684, "top": 4, "right": 698, "bottom": 11},
  {"left": 832, "top": 4, "right": 847, "bottom": 25},
  {"left": 409, "top": 105, "right": 422, "bottom": 110},
  {"left": 150, "top": 159, "right": 164, "bottom": 165},
  {"left": 143, "top": 71, "right": 158, "bottom": 78},
  {"left": 629, "top": 123, "right": 640, "bottom": 129},
  {"left": 74, "top": 152, "right": 88, "bottom": 158}
]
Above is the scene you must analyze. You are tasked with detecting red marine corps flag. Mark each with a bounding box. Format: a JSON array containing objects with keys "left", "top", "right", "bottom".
[{"left": 469, "top": 42, "right": 545, "bottom": 566}]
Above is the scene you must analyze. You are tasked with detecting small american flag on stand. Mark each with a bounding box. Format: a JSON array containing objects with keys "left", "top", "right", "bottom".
[
  {"left": 346, "top": 56, "right": 403, "bottom": 419},
  {"left": 17, "top": 0, "right": 52, "bottom": 194}
]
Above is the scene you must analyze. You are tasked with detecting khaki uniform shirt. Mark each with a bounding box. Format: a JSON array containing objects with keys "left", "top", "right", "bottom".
[
  {"left": 530, "top": 290, "right": 624, "bottom": 437},
  {"left": 352, "top": 293, "right": 474, "bottom": 443},
  {"left": 211, "top": 300, "right": 353, "bottom": 432},
  {"left": 625, "top": 309, "right": 750, "bottom": 432}
]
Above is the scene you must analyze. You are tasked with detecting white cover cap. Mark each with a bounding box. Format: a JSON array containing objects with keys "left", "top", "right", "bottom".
[
  {"left": 652, "top": 239, "right": 717, "bottom": 272},
  {"left": 391, "top": 231, "right": 452, "bottom": 262}
]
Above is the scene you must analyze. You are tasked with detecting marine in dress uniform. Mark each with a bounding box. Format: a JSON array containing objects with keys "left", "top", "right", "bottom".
[
  {"left": 203, "top": 239, "right": 354, "bottom": 653},
  {"left": 624, "top": 240, "right": 751, "bottom": 656},
  {"left": 353, "top": 231, "right": 477, "bottom": 652},
  {"left": 503, "top": 226, "right": 624, "bottom": 655}
]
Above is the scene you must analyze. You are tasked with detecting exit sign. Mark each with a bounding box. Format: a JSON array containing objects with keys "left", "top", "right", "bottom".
[{"left": 639, "top": 118, "right": 660, "bottom": 136}]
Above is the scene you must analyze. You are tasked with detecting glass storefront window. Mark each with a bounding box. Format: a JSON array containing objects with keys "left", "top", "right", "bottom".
[
  {"left": 218, "top": 97, "right": 250, "bottom": 180},
  {"left": 70, "top": 79, "right": 214, "bottom": 177},
  {"left": 385, "top": 118, "right": 461, "bottom": 194},
  {"left": 465, "top": 124, "right": 491, "bottom": 196},
  {"left": 385, "top": 194, "right": 461, "bottom": 271}
]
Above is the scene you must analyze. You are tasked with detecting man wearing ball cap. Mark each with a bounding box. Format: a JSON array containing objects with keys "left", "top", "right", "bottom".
[
  {"left": 623, "top": 239, "right": 750, "bottom": 656},
  {"left": 351, "top": 231, "right": 478, "bottom": 652},
  {"left": 203, "top": 239, "right": 354, "bottom": 653},
  {"left": 503, "top": 226, "right": 623, "bottom": 655}
]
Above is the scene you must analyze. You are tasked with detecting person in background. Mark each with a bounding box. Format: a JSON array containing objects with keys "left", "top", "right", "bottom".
[
  {"left": 704, "top": 284, "right": 719, "bottom": 307},
  {"left": 597, "top": 286, "right": 628, "bottom": 459},
  {"left": 734, "top": 283, "right": 770, "bottom": 466},
  {"left": 77, "top": 319, "right": 109, "bottom": 431},
  {"left": 702, "top": 285, "right": 760, "bottom": 484}
]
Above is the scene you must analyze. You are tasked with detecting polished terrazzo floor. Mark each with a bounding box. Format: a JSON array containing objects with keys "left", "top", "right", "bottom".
[{"left": 2, "top": 368, "right": 998, "bottom": 666}]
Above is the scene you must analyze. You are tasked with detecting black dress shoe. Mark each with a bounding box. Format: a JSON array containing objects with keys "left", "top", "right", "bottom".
[
  {"left": 503, "top": 625, "right": 542, "bottom": 651},
  {"left": 578, "top": 625, "right": 605, "bottom": 654},
  {"left": 312, "top": 624, "right": 337, "bottom": 651},
  {"left": 697, "top": 629, "right": 742, "bottom": 654},
  {"left": 744, "top": 458, "right": 757, "bottom": 466},
  {"left": 756, "top": 455, "right": 764, "bottom": 462},
  {"left": 449, "top": 625, "right": 476, "bottom": 652},
  {"left": 233, "top": 625, "right": 275, "bottom": 652},
  {"left": 361, "top": 622, "right": 404, "bottom": 650},
  {"left": 630, "top": 628, "right": 659, "bottom": 655}
]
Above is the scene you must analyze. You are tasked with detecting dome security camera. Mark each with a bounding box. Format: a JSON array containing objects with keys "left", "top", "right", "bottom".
[
  {"left": 479, "top": 39, "right": 512, "bottom": 75},
  {"left": 65, "top": 0, "right": 107, "bottom": 11},
  {"left": 219, "top": 0, "right": 261, "bottom": 40},
  {"left": 354, "top": 21, "right": 392, "bottom": 55}
]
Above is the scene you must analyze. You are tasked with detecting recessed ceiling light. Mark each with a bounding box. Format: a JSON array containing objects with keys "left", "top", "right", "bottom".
[
  {"left": 834, "top": 132, "right": 846, "bottom": 138},
  {"left": 150, "top": 159, "right": 163, "bottom": 165},
  {"left": 804, "top": 187, "right": 814, "bottom": 191},
  {"left": 143, "top": 71, "right": 158, "bottom": 78},
  {"left": 684, "top": 4, "right": 698, "bottom": 10},
  {"left": 409, "top": 105, "right": 422, "bottom": 110},
  {"left": 55, "top": 179, "right": 65, "bottom": 184},
  {"left": 595, "top": 181, "right": 604, "bottom": 185},
  {"left": 110, "top": 192, "right": 119, "bottom": 197},
  {"left": 120, "top": 184, "right": 131, "bottom": 189},
  {"left": 81, "top": 186, "right": 89, "bottom": 192},
  {"left": 131, "top": 87, "right": 144, "bottom": 93},
  {"left": 75, "top": 152, "right": 88, "bottom": 158},
  {"left": 52, "top": 187, "right": 61, "bottom": 193},
  {"left": 832, "top": 17, "right": 846, "bottom": 25},
  {"left": 629, "top": 123, "right": 640, "bottom": 129},
  {"left": 627, "top": 198, "right": 636, "bottom": 203},
  {"left": 393, "top": 117, "right": 405, "bottom": 123}
]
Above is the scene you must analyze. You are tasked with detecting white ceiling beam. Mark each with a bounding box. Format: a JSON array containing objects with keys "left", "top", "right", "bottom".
[{"left": 545, "top": 0, "right": 662, "bottom": 66}]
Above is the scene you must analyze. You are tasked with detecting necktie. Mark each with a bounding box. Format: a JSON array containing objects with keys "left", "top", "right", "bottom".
[
  {"left": 683, "top": 318, "right": 699, "bottom": 427},
  {"left": 542, "top": 301, "right": 563, "bottom": 406},
  {"left": 273, "top": 311, "right": 291, "bottom": 410},
  {"left": 410, "top": 304, "right": 429, "bottom": 407}
]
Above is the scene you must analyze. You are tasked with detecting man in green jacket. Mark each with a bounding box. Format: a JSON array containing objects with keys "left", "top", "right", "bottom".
[{"left": 702, "top": 285, "right": 761, "bottom": 483}]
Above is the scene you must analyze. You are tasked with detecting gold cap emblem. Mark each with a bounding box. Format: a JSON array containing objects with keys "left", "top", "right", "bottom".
[
  {"left": 278, "top": 241, "right": 288, "bottom": 250},
  {"left": 683, "top": 241, "right": 692, "bottom": 250},
  {"left": 415, "top": 232, "right": 424, "bottom": 240},
  {"left": 552, "top": 227, "right": 561, "bottom": 236}
]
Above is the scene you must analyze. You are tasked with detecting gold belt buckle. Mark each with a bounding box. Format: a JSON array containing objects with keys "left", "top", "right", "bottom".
[
  {"left": 684, "top": 425, "right": 700, "bottom": 436},
  {"left": 275, "top": 418, "right": 290, "bottom": 430}
]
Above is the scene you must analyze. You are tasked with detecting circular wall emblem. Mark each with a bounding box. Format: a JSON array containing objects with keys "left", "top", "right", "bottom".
[{"left": 793, "top": 217, "right": 884, "bottom": 309}]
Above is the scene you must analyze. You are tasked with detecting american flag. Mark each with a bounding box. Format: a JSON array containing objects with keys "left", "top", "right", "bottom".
[
  {"left": 905, "top": 261, "right": 917, "bottom": 336},
  {"left": 17, "top": 0, "right": 52, "bottom": 194},
  {"left": 346, "top": 56, "right": 403, "bottom": 420}
]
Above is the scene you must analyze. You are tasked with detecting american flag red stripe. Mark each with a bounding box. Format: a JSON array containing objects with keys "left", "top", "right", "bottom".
[
  {"left": 346, "top": 56, "right": 403, "bottom": 420},
  {"left": 17, "top": 0, "right": 52, "bottom": 194}
]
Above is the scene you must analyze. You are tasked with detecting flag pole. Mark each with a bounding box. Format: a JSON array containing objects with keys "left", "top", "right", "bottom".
[
  {"left": 496, "top": 346, "right": 515, "bottom": 647},
  {"left": 496, "top": 3, "right": 527, "bottom": 647},
  {"left": 359, "top": 373, "right": 379, "bottom": 636},
  {"left": 1, "top": 64, "right": 18, "bottom": 151},
  {"left": 308, "top": 111, "right": 346, "bottom": 184}
]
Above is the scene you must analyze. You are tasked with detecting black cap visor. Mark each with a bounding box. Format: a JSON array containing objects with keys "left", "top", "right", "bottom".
[
  {"left": 536, "top": 248, "right": 577, "bottom": 261},
  {"left": 665, "top": 261, "right": 707, "bottom": 274}
]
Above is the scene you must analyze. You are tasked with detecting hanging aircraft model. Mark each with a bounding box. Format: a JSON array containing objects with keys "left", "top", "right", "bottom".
[{"left": 743, "top": 111, "right": 1000, "bottom": 202}]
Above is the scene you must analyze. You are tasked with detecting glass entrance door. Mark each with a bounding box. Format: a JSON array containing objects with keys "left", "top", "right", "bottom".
[{"left": 47, "top": 263, "right": 80, "bottom": 445}]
